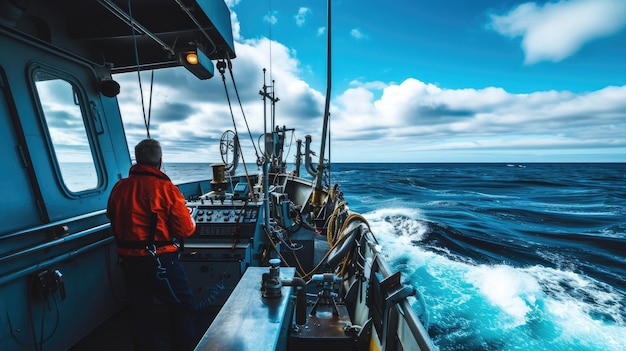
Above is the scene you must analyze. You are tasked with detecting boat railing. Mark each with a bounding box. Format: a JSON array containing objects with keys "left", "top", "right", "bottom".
[
  {"left": 372, "top": 250, "right": 435, "bottom": 351},
  {"left": 326, "top": 202, "right": 436, "bottom": 351}
]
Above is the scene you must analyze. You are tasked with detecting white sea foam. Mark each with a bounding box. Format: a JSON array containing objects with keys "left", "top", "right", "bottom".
[
  {"left": 426, "top": 200, "right": 462, "bottom": 207},
  {"left": 465, "top": 264, "right": 543, "bottom": 328},
  {"left": 365, "top": 207, "right": 428, "bottom": 242}
]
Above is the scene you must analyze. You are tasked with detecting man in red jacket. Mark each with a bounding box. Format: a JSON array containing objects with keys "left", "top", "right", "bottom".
[{"left": 107, "top": 139, "right": 198, "bottom": 351}]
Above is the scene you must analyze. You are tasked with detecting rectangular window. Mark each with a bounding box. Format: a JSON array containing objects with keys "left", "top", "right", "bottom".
[{"left": 34, "top": 71, "right": 99, "bottom": 192}]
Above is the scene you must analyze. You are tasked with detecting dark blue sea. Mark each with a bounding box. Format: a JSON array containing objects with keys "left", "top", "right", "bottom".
[{"left": 164, "top": 162, "right": 626, "bottom": 351}]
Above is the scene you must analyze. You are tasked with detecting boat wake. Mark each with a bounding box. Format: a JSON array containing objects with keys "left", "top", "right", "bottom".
[{"left": 364, "top": 207, "right": 626, "bottom": 351}]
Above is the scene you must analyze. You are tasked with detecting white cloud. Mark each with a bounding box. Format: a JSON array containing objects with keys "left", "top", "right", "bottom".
[
  {"left": 349, "top": 79, "right": 389, "bottom": 90},
  {"left": 350, "top": 28, "right": 367, "bottom": 40},
  {"left": 329, "top": 78, "right": 626, "bottom": 161},
  {"left": 489, "top": 0, "right": 626, "bottom": 64},
  {"left": 264, "top": 10, "right": 278, "bottom": 25},
  {"left": 317, "top": 27, "right": 326, "bottom": 36},
  {"left": 229, "top": 7, "right": 242, "bottom": 41},
  {"left": 295, "top": 7, "right": 311, "bottom": 27},
  {"left": 224, "top": 0, "right": 241, "bottom": 7}
]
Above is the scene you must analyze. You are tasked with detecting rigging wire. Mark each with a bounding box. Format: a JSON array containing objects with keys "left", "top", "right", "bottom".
[
  {"left": 217, "top": 59, "right": 256, "bottom": 201},
  {"left": 225, "top": 57, "right": 261, "bottom": 163},
  {"left": 148, "top": 70, "right": 154, "bottom": 129},
  {"left": 128, "top": 0, "right": 152, "bottom": 138}
]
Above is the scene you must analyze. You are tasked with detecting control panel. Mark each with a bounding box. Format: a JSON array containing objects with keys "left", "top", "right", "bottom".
[
  {"left": 187, "top": 203, "right": 261, "bottom": 240},
  {"left": 195, "top": 207, "right": 258, "bottom": 224}
]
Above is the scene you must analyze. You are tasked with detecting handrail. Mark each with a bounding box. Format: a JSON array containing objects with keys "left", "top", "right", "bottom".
[
  {"left": 1, "top": 209, "right": 107, "bottom": 240},
  {"left": 0, "top": 236, "right": 114, "bottom": 287},
  {"left": 0, "top": 223, "right": 111, "bottom": 265}
]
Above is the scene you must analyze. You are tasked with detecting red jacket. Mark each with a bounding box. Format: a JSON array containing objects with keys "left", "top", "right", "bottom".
[{"left": 107, "top": 164, "right": 195, "bottom": 256}]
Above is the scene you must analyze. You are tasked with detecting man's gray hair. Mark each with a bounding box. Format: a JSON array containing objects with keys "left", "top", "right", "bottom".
[{"left": 135, "top": 139, "right": 162, "bottom": 167}]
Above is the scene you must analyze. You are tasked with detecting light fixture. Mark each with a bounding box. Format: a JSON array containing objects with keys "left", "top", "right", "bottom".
[
  {"left": 185, "top": 53, "right": 199, "bottom": 65},
  {"left": 178, "top": 49, "right": 214, "bottom": 80}
]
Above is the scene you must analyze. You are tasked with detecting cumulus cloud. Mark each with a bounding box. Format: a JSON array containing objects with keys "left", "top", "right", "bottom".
[
  {"left": 489, "top": 0, "right": 626, "bottom": 64},
  {"left": 330, "top": 78, "right": 626, "bottom": 161},
  {"left": 295, "top": 7, "right": 311, "bottom": 27}
]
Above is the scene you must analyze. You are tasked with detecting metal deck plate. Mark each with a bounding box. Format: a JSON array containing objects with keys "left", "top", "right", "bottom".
[{"left": 194, "top": 267, "right": 295, "bottom": 351}]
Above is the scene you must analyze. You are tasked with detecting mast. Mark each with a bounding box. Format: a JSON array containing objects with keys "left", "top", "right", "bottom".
[
  {"left": 260, "top": 70, "right": 279, "bottom": 229},
  {"left": 261, "top": 70, "right": 271, "bottom": 230},
  {"left": 311, "top": 0, "right": 332, "bottom": 212}
]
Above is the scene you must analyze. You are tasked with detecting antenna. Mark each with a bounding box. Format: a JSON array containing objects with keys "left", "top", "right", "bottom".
[{"left": 268, "top": 0, "right": 273, "bottom": 83}]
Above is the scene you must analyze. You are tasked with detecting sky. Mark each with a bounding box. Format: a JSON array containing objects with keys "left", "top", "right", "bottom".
[{"left": 116, "top": 0, "right": 626, "bottom": 163}]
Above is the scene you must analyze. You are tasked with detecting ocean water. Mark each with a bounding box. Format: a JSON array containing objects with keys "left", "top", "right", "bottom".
[{"left": 165, "top": 162, "right": 626, "bottom": 351}]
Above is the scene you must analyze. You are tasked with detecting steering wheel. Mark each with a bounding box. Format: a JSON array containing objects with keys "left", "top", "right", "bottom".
[{"left": 220, "top": 130, "right": 239, "bottom": 173}]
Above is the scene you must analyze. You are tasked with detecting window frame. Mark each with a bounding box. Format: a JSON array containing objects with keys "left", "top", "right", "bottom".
[{"left": 30, "top": 63, "right": 105, "bottom": 197}]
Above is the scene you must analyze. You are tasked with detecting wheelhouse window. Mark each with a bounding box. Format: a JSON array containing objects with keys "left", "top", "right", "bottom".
[{"left": 34, "top": 71, "right": 99, "bottom": 192}]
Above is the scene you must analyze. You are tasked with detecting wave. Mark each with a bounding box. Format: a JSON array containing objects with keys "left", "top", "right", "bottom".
[{"left": 365, "top": 207, "right": 626, "bottom": 351}]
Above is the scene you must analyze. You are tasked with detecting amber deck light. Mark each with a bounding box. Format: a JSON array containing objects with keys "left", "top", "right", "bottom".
[
  {"left": 178, "top": 49, "right": 214, "bottom": 80},
  {"left": 185, "top": 53, "right": 199, "bottom": 65}
]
